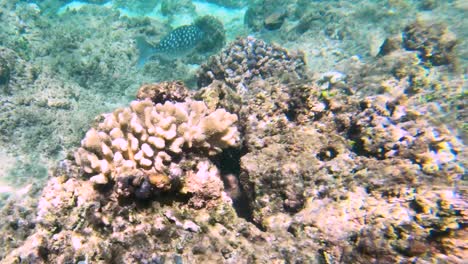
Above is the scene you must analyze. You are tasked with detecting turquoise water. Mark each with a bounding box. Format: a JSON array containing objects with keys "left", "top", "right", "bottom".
[{"left": 0, "top": 0, "right": 466, "bottom": 262}]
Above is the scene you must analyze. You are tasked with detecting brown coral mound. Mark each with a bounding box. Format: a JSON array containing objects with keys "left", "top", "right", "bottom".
[
  {"left": 403, "top": 20, "right": 458, "bottom": 66},
  {"left": 197, "top": 37, "right": 307, "bottom": 89},
  {"left": 193, "top": 15, "right": 226, "bottom": 55}
]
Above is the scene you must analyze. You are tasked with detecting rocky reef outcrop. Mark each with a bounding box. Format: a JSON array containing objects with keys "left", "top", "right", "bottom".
[
  {"left": 403, "top": 20, "right": 458, "bottom": 66},
  {"left": 197, "top": 37, "right": 306, "bottom": 89},
  {"left": 1, "top": 34, "right": 466, "bottom": 263}
]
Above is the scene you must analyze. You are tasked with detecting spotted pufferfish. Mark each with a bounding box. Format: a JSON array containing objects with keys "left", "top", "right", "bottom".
[{"left": 136, "top": 24, "right": 205, "bottom": 66}]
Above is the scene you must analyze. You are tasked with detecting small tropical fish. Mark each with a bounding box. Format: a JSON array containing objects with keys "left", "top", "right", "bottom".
[{"left": 136, "top": 24, "right": 205, "bottom": 66}]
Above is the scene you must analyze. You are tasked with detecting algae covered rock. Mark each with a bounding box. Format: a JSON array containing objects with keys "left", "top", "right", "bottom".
[
  {"left": 193, "top": 15, "right": 226, "bottom": 55},
  {"left": 378, "top": 35, "right": 403, "bottom": 56},
  {"left": 403, "top": 20, "right": 458, "bottom": 66},
  {"left": 244, "top": 0, "right": 290, "bottom": 31},
  {"left": 264, "top": 10, "right": 287, "bottom": 30}
]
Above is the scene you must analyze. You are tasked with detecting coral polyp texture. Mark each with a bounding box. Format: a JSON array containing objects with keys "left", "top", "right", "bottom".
[
  {"left": 75, "top": 99, "right": 239, "bottom": 202},
  {"left": 197, "top": 37, "right": 307, "bottom": 89}
]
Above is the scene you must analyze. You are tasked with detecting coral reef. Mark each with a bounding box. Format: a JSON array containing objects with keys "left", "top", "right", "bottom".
[
  {"left": 194, "top": 80, "right": 242, "bottom": 114},
  {"left": 1, "top": 36, "right": 467, "bottom": 263},
  {"left": 345, "top": 22, "right": 466, "bottom": 138},
  {"left": 0, "top": 0, "right": 467, "bottom": 262},
  {"left": 0, "top": 2, "right": 206, "bottom": 193},
  {"left": 75, "top": 98, "right": 240, "bottom": 204},
  {"left": 0, "top": 2, "right": 162, "bottom": 94},
  {"left": 199, "top": 37, "right": 467, "bottom": 262},
  {"left": 136, "top": 81, "right": 192, "bottom": 104},
  {"left": 0, "top": 189, "right": 39, "bottom": 260},
  {"left": 240, "top": 0, "right": 467, "bottom": 74},
  {"left": 197, "top": 37, "right": 307, "bottom": 89},
  {"left": 2, "top": 160, "right": 321, "bottom": 263},
  {"left": 403, "top": 20, "right": 458, "bottom": 66},
  {"left": 349, "top": 95, "right": 464, "bottom": 178},
  {"left": 231, "top": 74, "right": 465, "bottom": 226}
]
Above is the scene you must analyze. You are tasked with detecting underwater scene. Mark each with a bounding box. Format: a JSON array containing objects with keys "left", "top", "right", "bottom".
[{"left": 0, "top": 0, "right": 467, "bottom": 263}]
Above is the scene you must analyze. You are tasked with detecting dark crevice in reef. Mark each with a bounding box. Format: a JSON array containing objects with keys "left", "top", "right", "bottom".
[
  {"left": 317, "top": 146, "right": 338, "bottom": 161},
  {"left": 99, "top": 177, "right": 190, "bottom": 209},
  {"left": 346, "top": 123, "right": 386, "bottom": 160},
  {"left": 215, "top": 148, "right": 254, "bottom": 222},
  {"left": 285, "top": 102, "right": 298, "bottom": 122},
  {"left": 346, "top": 123, "right": 367, "bottom": 156}
]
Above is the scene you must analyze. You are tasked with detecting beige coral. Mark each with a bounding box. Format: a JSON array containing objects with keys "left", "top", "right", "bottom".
[
  {"left": 181, "top": 160, "right": 227, "bottom": 208},
  {"left": 74, "top": 99, "right": 240, "bottom": 185}
]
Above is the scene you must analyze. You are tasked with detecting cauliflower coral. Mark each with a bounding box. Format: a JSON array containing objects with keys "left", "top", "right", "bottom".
[{"left": 74, "top": 99, "right": 239, "bottom": 204}]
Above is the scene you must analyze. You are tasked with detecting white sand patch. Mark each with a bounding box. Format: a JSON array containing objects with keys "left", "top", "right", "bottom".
[{"left": 57, "top": 1, "right": 113, "bottom": 15}]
